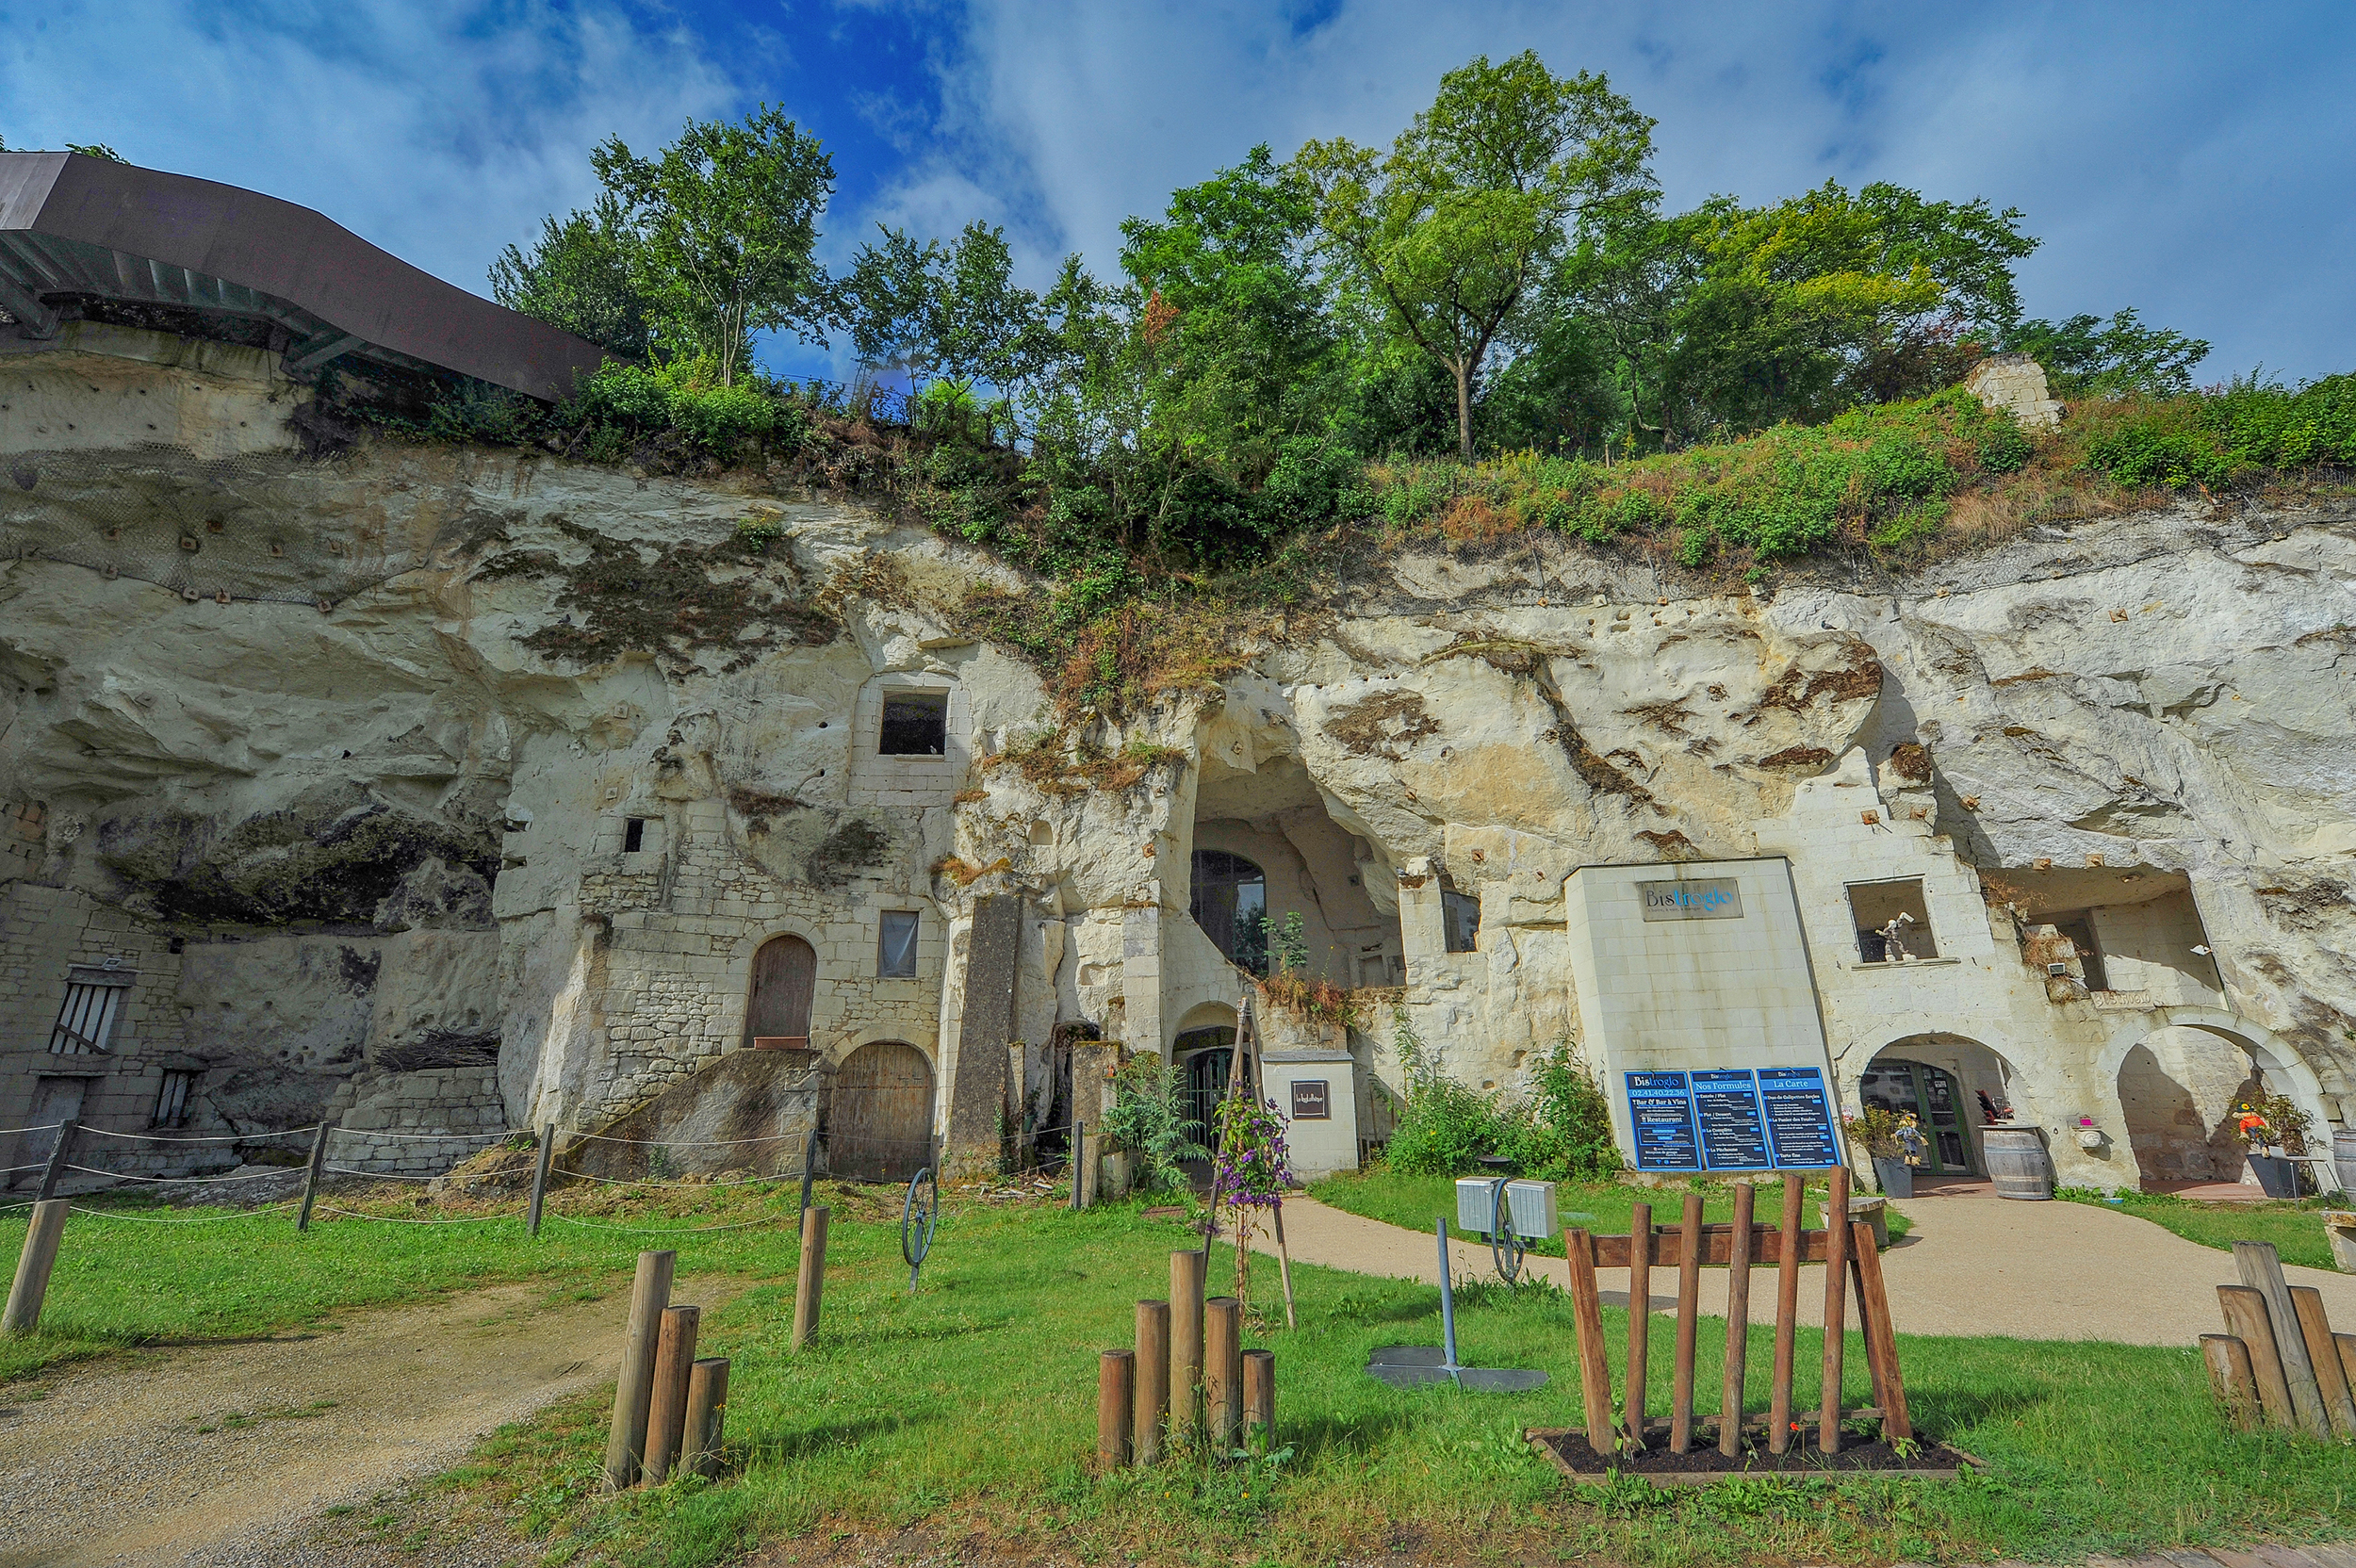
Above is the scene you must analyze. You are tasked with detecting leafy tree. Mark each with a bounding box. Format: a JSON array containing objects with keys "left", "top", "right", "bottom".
[
  {"left": 592, "top": 106, "right": 836, "bottom": 385},
  {"left": 843, "top": 220, "right": 1051, "bottom": 432},
  {"left": 2005, "top": 307, "right": 2210, "bottom": 395},
  {"left": 0, "top": 136, "right": 125, "bottom": 159},
  {"left": 1293, "top": 51, "right": 1656, "bottom": 460},
  {"left": 487, "top": 193, "right": 651, "bottom": 358}
]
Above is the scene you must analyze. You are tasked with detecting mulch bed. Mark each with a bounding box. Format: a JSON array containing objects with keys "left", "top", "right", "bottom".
[{"left": 1529, "top": 1424, "right": 1973, "bottom": 1485}]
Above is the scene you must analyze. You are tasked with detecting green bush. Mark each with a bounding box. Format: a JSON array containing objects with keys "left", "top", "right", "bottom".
[
  {"left": 1383, "top": 1010, "right": 1619, "bottom": 1180},
  {"left": 559, "top": 358, "right": 804, "bottom": 464},
  {"left": 1101, "top": 1054, "right": 1207, "bottom": 1197}
]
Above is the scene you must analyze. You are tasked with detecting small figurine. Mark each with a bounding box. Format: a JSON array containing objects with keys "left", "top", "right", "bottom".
[{"left": 1878, "top": 910, "right": 1917, "bottom": 962}]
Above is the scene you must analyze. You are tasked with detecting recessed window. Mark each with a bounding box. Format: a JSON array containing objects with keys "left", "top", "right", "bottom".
[
  {"left": 1442, "top": 890, "right": 1481, "bottom": 954},
  {"left": 1189, "top": 850, "right": 1268, "bottom": 973},
  {"left": 623, "top": 817, "right": 646, "bottom": 854},
  {"left": 1848, "top": 879, "right": 1939, "bottom": 962},
  {"left": 877, "top": 910, "right": 920, "bottom": 978},
  {"left": 49, "top": 964, "right": 132, "bottom": 1054},
  {"left": 878, "top": 692, "right": 949, "bottom": 756},
  {"left": 153, "top": 1069, "right": 193, "bottom": 1128}
]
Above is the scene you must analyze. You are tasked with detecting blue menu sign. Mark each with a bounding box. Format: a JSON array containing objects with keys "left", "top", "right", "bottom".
[
  {"left": 1759, "top": 1066, "right": 1841, "bottom": 1168},
  {"left": 1692, "top": 1069, "right": 1772, "bottom": 1170},
  {"left": 1626, "top": 1071, "right": 1701, "bottom": 1170}
]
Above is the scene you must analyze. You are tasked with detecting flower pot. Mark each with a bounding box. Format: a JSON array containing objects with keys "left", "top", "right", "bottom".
[
  {"left": 1872, "top": 1155, "right": 1914, "bottom": 1198},
  {"left": 2246, "top": 1152, "right": 2299, "bottom": 1199}
]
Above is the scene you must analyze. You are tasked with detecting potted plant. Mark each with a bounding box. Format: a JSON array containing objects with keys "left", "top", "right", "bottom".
[
  {"left": 2233, "top": 1092, "right": 2312, "bottom": 1199},
  {"left": 1842, "top": 1106, "right": 1924, "bottom": 1198}
]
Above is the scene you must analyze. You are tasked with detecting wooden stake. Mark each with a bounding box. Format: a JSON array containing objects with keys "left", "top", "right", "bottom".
[
  {"left": 527, "top": 1124, "right": 555, "bottom": 1238},
  {"left": 2, "top": 1199, "right": 68, "bottom": 1336},
  {"left": 1135, "top": 1299, "right": 1170, "bottom": 1465},
  {"left": 1171, "top": 1250, "right": 1206, "bottom": 1435},
  {"left": 1847, "top": 1226, "right": 1890, "bottom": 1417},
  {"left": 2234, "top": 1241, "right": 2331, "bottom": 1439},
  {"left": 1718, "top": 1182, "right": 1755, "bottom": 1458},
  {"left": 296, "top": 1120, "right": 331, "bottom": 1233},
  {"left": 1270, "top": 1200, "right": 1298, "bottom": 1331},
  {"left": 1098, "top": 1349, "right": 1135, "bottom": 1471},
  {"left": 2202, "top": 1334, "right": 2260, "bottom": 1432},
  {"left": 792, "top": 1205, "right": 829, "bottom": 1351},
  {"left": 1670, "top": 1191, "right": 1704, "bottom": 1453},
  {"left": 33, "top": 1120, "right": 75, "bottom": 1203},
  {"left": 1624, "top": 1200, "right": 1652, "bottom": 1449},
  {"left": 2217, "top": 1283, "right": 2297, "bottom": 1430},
  {"left": 682, "top": 1357, "right": 729, "bottom": 1478},
  {"left": 1819, "top": 1166, "right": 1850, "bottom": 1455},
  {"left": 642, "top": 1304, "right": 700, "bottom": 1484},
  {"left": 602, "top": 1250, "right": 676, "bottom": 1489},
  {"left": 1243, "top": 1348, "right": 1274, "bottom": 1440},
  {"left": 2338, "top": 1334, "right": 2356, "bottom": 1412},
  {"left": 1851, "top": 1218, "right": 1910, "bottom": 1442},
  {"left": 2286, "top": 1286, "right": 2356, "bottom": 1438},
  {"left": 1768, "top": 1174, "right": 1803, "bottom": 1454},
  {"left": 1564, "top": 1229, "right": 1613, "bottom": 1454},
  {"left": 1204, "top": 1297, "right": 1242, "bottom": 1448}
]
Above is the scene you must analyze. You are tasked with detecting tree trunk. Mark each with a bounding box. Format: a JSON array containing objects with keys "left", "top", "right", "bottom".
[{"left": 1453, "top": 361, "right": 1474, "bottom": 464}]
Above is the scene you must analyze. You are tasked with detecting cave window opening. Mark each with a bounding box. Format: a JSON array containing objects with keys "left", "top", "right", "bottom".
[
  {"left": 1189, "top": 850, "right": 1268, "bottom": 974},
  {"left": 2048, "top": 912, "right": 2110, "bottom": 991},
  {"left": 623, "top": 817, "right": 646, "bottom": 854},
  {"left": 1847, "top": 878, "right": 1939, "bottom": 962},
  {"left": 877, "top": 910, "right": 920, "bottom": 978},
  {"left": 1442, "top": 889, "right": 1481, "bottom": 954},
  {"left": 879, "top": 691, "right": 949, "bottom": 756},
  {"left": 49, "top": 966, "right": 131, "bottom": 1055},
  {"left": 152, "top": 1069, "right": 193, "bottom": 1129}
]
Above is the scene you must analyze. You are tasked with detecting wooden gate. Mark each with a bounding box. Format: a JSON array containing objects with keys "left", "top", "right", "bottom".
[
  {"left": 746, "top": 935, "right": 816, "bottom": 1049},
  {"left": 829, "top": 1040, "right": 934, "bottom": 1181}
]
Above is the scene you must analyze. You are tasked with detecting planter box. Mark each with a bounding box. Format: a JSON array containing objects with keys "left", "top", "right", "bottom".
[
  {"left": 2247, "top": 1153, "right": 2299, "bottom": 1199},
  {"left": 1873, "top": 1155, "right": 1914, "bottom": 1199}
]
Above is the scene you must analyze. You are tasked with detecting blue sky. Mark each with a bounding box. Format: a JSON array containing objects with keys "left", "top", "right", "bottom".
[{"left": 3, "top": 1, "right": 2350, "bottom": 385}]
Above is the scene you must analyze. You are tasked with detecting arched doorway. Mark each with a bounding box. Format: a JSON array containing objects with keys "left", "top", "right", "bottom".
[
  {"left": 829, "top": 1040, "right": 934, "bottom": 1181},
  {"left": 746, "top": 935, "right": 816, "bottom": 1049},
  {"left": 1858, "top": 1057, "right": 1977, "bottom": 1175},
  {"left": 2116, "top": 1026, "right": 2261, "bottom": 1184},
  {"left": 1189, "top": 850, "right": 1268, "bottom": 973}
]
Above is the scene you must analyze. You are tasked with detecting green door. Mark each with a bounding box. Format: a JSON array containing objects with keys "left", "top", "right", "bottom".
[{"left": 1857, "top": 1058, "right": 1976, "bottom": 1174}]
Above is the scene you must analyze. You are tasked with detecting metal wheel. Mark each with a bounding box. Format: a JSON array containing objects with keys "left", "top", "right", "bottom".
[
  {"left": 1488, "top": 1176, "right": 1525, "bottom": 1283},
  {"left": 901, "top": 1165, "right": 940, "bottom": 1292}
]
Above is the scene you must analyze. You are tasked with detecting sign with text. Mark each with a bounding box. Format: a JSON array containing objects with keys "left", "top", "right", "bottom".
[
  {"left": 1626, "top": 1070, "right": 1702, "bottom": 1170},
  {"left": 1626, "top": 1066, "right": 1840, "bottom": 1171},
  {"left": 1289, "top": 1079, "right": 1331, "bottom": 1120},
  {"left": 1759, "top": 1066, "right": 1841, "bottom": 1168},
  {"left": 1638, "top": 878, "right": 1743, "bottom": 922},
  {"left": 1692, "top": 1069, "right": 1772, "bottom": 1169}
]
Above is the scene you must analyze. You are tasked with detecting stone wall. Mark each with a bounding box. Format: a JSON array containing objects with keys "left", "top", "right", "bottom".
[{"left": 322, "top": 1065, "right": 509, "bottom": 1177}]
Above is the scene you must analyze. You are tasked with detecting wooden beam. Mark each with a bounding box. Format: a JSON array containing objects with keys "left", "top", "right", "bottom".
[{"left": 1584, "top": 1222, "right": 1838, "bottom": 1268}]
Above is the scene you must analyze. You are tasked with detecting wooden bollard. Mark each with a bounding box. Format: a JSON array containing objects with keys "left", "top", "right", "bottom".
[
  {"left": 682, "top": 1357, "right": 730, "bottom": 1478},
  {"left": 1564, "top": 1229, "right": 1613, "bottom": 1454},
  {"left": 3, "top": 1200, "right": 69, "bottom": 1336},
  {"left": 2234, "top": 1240, "right": 2331, "bottom": 1439},
  {"left": 1624, "top": 1200, "right": 1652, "bottom": 1449},
  {"left": 2287, "top": 1287, "right": 2356, "bottom": 1438},
  {"left": 1243, "top": 1348, "right": 1274, "bottom": 1441},
  {"left": 2340, "top": 1334, "right": 2356, "bottom": 1411},
  {"left": 1135, "top": 1299, "right": 1171, "bottom": 1464},
  {"left": 1670, "top": 1191, "right": 1704, "bottom": 1452},
  {"left": 1718, "top": 1181, "right": 1756, "bottom": 1457},
  {"left": 642, "top": 1304, "right": 701, "bottom": 1483},
  {"left": 2203, "top": 1334, "right": 2261, "bottom": 1431},
  {"left": 1203, "top": 1297, "right": 1242, "bottom": 1448},
  {"left": 1171, "top": 1250, "right": 1206, "bottom": 1433},
  {"left": 793, "top": 1205, "right": 829, "bottom": 1351},
  {"left": 1098, "top": 1349, "right": 1135, "bottom": 1471},
  {"left": 1819, "top": 1166, "right": 1850, "bottom": 1454},
  {"left": 2217, "top": 1284, "right": 2297, "bottom": 1430},
  {"left": 602, "top": 1250, "right": 676, "bottom": 1488},
  {"left": 1768, "top": 1173, "right": 1804, "bottom": 1453}
]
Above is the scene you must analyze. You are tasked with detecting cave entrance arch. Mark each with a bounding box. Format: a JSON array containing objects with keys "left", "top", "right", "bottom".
[
  {"left": 2096, "top": 1008, "right": 2335, "bottom": 1192},
  {"left": 746, "top": 935, "right": 816, "bottom": 1049},
  {"left": 829, "top": 1039, "right": 934, "bottom": 1182},
  {"left": 1860, "top": 1034, "right": 2021, "bottom": 1179}
]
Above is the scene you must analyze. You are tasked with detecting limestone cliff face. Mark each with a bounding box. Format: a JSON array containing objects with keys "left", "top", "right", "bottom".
[{"left": 2, "top": 332, "right": 2351, "bottom": 1163}]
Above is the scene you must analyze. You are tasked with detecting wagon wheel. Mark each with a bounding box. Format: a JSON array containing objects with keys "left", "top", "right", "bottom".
[
  {"left": 901, "top": 1166, "right": 940, "bottom": 1292},
  {"left": 1489, "top": 1177, "right": 1525, "bottom": 1283}
]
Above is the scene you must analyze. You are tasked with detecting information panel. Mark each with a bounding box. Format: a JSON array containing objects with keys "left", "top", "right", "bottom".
[
  {"left": 1625, "top": 1070, "right": 1701, "bottom": 1170},
  {"left": 1691, "top": 1069, "right": 1772, "bottom": 1170},
  {"left": 1759, "top": 1066, "right": 1841, "bottom": 1168}
]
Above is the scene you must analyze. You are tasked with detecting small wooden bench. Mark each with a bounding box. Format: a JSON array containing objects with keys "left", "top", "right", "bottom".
[{"left": 2325, "top": 1210, "right": 2356, "bottom": 1274}]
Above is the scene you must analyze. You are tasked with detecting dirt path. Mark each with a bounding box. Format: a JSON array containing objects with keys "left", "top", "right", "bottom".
[
  {"left": 1257, "top": 1192, "right": 2356, "bottom": 1345},
  {"left": 0, "top": 1277, "right": 739, "bottom": 1567}
]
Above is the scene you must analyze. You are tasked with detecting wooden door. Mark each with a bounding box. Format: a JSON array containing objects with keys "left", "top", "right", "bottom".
[
  {"left": 11, "top": 1078, "right": 85, "bottom": 1189},
  {"left": 829, "top": 1040, "right": 934, "bottom": 1181},
  {"left": 746, "top": 936, "right": 816, "bottom": 1048}
]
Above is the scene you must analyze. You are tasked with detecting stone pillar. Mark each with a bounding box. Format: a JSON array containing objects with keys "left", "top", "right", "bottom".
[
  {"left": 942, "top": 893, "right": 1022, "bottom": 1177},
  {"left": 1121, "top": 902, "right": 1165, "bottom": 1058}
]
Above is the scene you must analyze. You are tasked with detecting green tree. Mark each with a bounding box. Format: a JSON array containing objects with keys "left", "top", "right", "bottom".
[
  {"left": 843, "top": 220, "right": 1051, "bottom": 426},
  {"left": 1293, "top": 51, "right": 1655, "bottom": 461},
  {"left": 592, "top": 106, "right": 836, "bottom": 385},
  {"left": 487, "top": 192, "right": 651, "bottom": 358},
  {"left": 0, "top": 136, "right": 124, "bottom": 159},
  {"left": 2005, "top": 307, "right": 2210, "bottom": 395}
]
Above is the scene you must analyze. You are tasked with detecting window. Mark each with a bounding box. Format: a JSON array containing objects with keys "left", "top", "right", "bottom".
[
  {"left": 1847, "top": 879, "right": 1939, "bottom": 962},
  {"left": 49, "top": 964, "right": 132, "bottom": 1054},
  {"left": 878, "top": 691, "right": 949, "bottom": 756},
  {"left": 2051, "top": 913, "right": 2109, "bottom": 991},
  {"left": 1442, "top": 890, "right": 1481, "bottom": 954},
  {"left": 623, "top": 817, "right": 646, "bottom": 853},
  {"left": 1189, "top": 850, "right": 1268, "bottom": 973},
  {"left": 153, "top": 1070, "right": 193, "bottom": 1128},
  {"left": 877, "top": 910, "right": 920, "bottom": 978}
]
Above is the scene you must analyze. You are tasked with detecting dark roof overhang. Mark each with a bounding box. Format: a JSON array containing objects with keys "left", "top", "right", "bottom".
[{"left": 0, "top": 151, "right": 608, "bottom": 401}]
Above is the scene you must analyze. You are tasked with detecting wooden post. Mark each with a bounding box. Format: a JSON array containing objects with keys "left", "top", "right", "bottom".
[
  {"left": 1718, "top": 1182, "right": 1756, "bottom": 1458},
  {"left": 642, "top": 1304, "right": 701, "bottom": 1484},
  {"left": 1098, "top": 1349, "right": 1135, "bottom": 1471},
  {"left": 1768, "top": 1174, "right": 1803, "bottom": 1454},
  {"left": 682, "top": 1357, "right": 730, "bottom": 1478},
  {"left": 1135, "top": 1299, "right": 1171, "bottom": 1465},
  {"left": 1171, "top": 1250, "right": 1206, "bottom": 1435},
  {"left": 1564, "top": 1228, "right": 1614, "bottom": 1455},
  {"left": 2, "top": 1199, "right": 68, "bottom": 1335},
  {"left": 1072, "top": 1121, "right": 1088, "bottom": 1210},
  {"left": 1819, "top": 1166, "right": 1850, "bottom": 1455},
  {"left": 1204, "top": 1297, "right": 1244, "bottom": 1449},
  {"left": 2233, "top": 1240, "right": 2331, "bottom": 1439},
  {"left": 1846, "top": 1227, "right": 1890, "bottom": 1417},
  {"left": 527, "top": 1124, "right": 555, "bottom": 1238},
  {"left": 1243, "top": 1348, "right": 1274, "bottom": 1441},
  {"left": 296, "top": 1119, "right": 332, "bottom": 1233},
  {"left": 1624, "top": 1200, "right": 1652, "bottom": 1449},
  {"left": 2202, "top": 1334, "right": 2261, "bottom": 1432},
  {"left": 2340, "top": 1334, "right": 2356, "bottom": 1412},
  {"left": 2217, "top": 1284, "right": 2297, "bottom": 1430},
  {"left": 2286, "top": 1286, "right": 2356, "bottom": 1438},
  {"left": 34, "top": 1120, "right": 77, "bottom": 1203},
  {"left": 793, "top": 1205, "right": 829, "bottom": 1350},
  {"left": 602, "top": 1250, "right": 676, "bottom": 1489},
  {"left": 1269, "top": 1200, "right": 1298, "bottom": 1331},
  {"left": 1670, "top": 1190, "right": 1704, "bottom": 1453},
  {"left": 1851, "top": 1218, "right": 1910, "bottom": 1441}
]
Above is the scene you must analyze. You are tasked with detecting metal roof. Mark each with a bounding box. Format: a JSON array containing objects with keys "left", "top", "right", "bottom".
[{"left": 0, "top": 151, "right": 608, "bottom": 400}]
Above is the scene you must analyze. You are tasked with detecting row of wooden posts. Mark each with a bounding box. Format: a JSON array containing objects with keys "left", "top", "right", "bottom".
[
  {"left": 1557, "top": 1167, "right": 1910, "bottom": 1456},
  {"left": 2203, "top": 1238, "right": 2356, "bottom": 1440},
  {"left": 1096, "top": 1249, "right": 1277, "bottom": 1470},
  {"left": 602, "top": 1250, "right": 732, "bottom": 1488}
]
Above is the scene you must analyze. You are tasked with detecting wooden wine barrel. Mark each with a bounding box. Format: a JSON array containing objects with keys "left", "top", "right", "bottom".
[{"left": 1981, "top": 1126, "right": 2053, "bottom": 1200}]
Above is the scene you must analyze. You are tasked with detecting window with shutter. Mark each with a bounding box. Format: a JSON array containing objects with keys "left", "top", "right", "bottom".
[{"left": 49, "top": 964, "right": 134, "bottom": 1054}]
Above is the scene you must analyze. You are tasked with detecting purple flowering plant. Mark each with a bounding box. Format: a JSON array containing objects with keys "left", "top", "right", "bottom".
[{"left": 1211, "top": 1093, "right": 1295, "bottom": 1207}]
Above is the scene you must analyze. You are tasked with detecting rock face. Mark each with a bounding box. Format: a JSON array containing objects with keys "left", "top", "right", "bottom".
[{"left": 3, "top": 324, "right": 2351, "bottom": 1195}]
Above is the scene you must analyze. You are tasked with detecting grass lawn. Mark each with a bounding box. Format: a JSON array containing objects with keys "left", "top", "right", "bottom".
[
  {"left": 2056, "top": 1186, "right": 2349, "bottom": 1271},
  {"left": 1307, "top": 1168, "right": 1912, "bottom": 1254}
]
